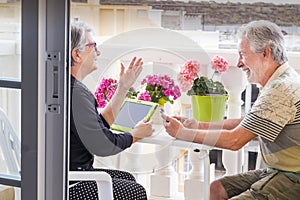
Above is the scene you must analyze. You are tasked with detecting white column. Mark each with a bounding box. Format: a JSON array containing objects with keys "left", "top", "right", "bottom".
[
  {"left": 149, "top": 102, "right": 179, "bottom": 199},
  {"left": 184, "top": 149, "right": 210, "bottom": 200},
  {"left": 149, "top": 145, "right": 178, "bottom": 200},
  {"left": 123, "top": 143, "right": 144, "bottom": 172},
  {"left": 242, "top": 84, "right": 254, "bottom": 172},
  {"left": 221, "top": 66, "right": 247, "bottom": 175}
]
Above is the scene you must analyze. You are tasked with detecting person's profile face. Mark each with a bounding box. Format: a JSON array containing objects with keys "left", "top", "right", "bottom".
[
  {"left": 237, "top": 38, "right": 264, "bottom": 85},
  {"left": 80, "top": 33, "right": 100, "bottom": 74}
]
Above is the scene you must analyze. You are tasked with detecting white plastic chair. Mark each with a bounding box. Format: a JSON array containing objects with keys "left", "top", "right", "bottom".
[
  {"left": 0, "top": 108, "right": 21, "bottom": 200},
  {"left": 0, "top": 108, "right": 113, "bottom": 200},
  {"left": 243, "top": 139, "right": 265, "bottom": 172},
  {"left": 0, "top": 108, "right": 21, "bottom": 175},
  {"left": 69, "top": 171, "right": 113, "bottom": 200}
]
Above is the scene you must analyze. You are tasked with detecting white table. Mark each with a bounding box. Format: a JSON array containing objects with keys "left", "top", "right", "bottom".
[{"left": 138, "top": 125, "right": 213, "bottom": 200}]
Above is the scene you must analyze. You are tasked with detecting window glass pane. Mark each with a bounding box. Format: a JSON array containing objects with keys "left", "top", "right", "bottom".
[
  {"left": 0, "top": 0, "right": 21, "bottom": 196},
  {"left": 0, "top": 1, "right": 21, "bottom": 80},
  {"left": 0, "top": 88, "right": 21, "bottom": 177}
]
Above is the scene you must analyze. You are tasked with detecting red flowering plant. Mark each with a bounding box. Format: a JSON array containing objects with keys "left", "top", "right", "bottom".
[
  {"left": 178, "top": 55, "right": 229, "bottom": 96},
  {"left": 138, "top": 74, "right": 181, "bottom": 107}
]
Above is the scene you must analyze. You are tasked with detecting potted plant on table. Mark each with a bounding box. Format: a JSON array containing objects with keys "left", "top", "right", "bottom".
[
  {"left": 95, "top": 74, "right": 181, "bottom": 123},
  {"left": 137, "top": 74, "right": 181, "bottom": 107},
  {"left": 94, "top": 77, "right": 138, "bottom": 108},
  {"left": 177, "top": 55, "right": 229, "bottom": 122},
  {"left": 137, "top": 74, "right": 181, "bottom": 124}
]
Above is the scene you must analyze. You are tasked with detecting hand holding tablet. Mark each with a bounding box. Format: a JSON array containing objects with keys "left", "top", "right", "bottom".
[{"left": 111, "top": 98, "right": 158, "bottom": 132}]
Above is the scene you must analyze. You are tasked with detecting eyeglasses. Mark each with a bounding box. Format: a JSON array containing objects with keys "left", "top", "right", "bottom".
[{"left": 85, "top": 42, "right": 98, "bottom": 52}]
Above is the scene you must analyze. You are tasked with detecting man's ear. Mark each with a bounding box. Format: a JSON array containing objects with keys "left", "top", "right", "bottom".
[
  {"left": 71, "top": 49, "right": 81, "bottom": 63},
  {"left": 263, "top": 46, "right": 271, "bottom": 58}
]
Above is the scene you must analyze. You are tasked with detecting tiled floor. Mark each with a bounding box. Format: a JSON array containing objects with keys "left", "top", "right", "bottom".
[
  {"left": 144, "top": 142, "right": 260, "bottom": 199},
  {"left": 147, "top": 146, "right": 261, "bottom": 200},
  {"left": 214, "top": 169, "right": 226, "bottom": 180},
  {"left": 147, "top": 168, "right": 226, "bottom": 200}
]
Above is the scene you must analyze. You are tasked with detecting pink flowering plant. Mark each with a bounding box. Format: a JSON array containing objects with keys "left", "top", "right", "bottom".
[
  {"left": 178, "top": 55, "right": 229, "bottom": 96},
  {"left": 95, "top": 74, "right": 181, "bottom": 108},
  {"left": 138, "top": 74, "right": 181, "bottom": 107},
  {"left": 94, "top": 77, "right": 139, "bottom": 108},
  {"left": 94, "top": 78, "right": 118, "bottom": 108}
]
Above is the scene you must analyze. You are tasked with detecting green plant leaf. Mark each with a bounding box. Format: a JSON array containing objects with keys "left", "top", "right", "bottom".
[{"left": 187, "top": 77, "right": 227, "bottom": 96}]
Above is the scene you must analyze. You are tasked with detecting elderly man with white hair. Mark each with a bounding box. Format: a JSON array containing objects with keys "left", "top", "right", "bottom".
[{"left": 162, "top": 20, "right": 300, "bottom": 199}]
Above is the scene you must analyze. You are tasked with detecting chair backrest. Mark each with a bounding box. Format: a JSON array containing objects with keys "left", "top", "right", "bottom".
[{"left": 0, "top": 108, "right": 21, "bottom": 175}]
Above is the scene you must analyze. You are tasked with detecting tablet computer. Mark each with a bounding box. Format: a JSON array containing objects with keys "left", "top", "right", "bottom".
[{"left": 111, "top": 98, "right": 158, "bottom": 132}]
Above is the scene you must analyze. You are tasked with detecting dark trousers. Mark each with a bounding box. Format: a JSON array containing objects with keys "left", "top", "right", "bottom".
[{"left": 69, "top": 168, "right": 148, "bottom": 200}]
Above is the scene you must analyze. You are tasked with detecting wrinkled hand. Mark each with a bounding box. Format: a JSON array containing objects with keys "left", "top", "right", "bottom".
[
  {"left": 130, "top": 119, "right": 154, "bottom": 142},
  {"left": 162, "top": 114, "right": 197, "bottom": 142},
  {"left": 118, "top": 57, "right": 143, "bottom": 92},
  {"left": 181, "top": 117, "right": 199, "bottom": 129},
  {"left": 172, "top": 116, "right": 199, "bottom": 129},
  {"left": 172, "top": 116, "right": 187, "bottom": 123},
  {"left": 161, "top": 114, "right": 185, "bottom": 139}
]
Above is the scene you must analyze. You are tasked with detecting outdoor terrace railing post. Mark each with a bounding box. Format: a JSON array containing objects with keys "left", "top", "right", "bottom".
[
  {"left": 149, "top": 145, "right": 178, "bottom": 199},
  {"left": 221, "top": 66, "right": 247, "bottom": 175},
  {"left": 184, "top": 148, "right": 210, "bottom": 200}
]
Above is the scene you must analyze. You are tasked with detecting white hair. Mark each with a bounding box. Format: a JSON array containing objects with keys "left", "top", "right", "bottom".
[{"left": 237, "top": 20, "right": 288, "bottom": 64}]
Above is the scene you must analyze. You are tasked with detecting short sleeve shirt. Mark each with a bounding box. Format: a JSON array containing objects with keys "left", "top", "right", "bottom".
[{"left": 241, "top": 63, "right": 300, "bottom": 172}]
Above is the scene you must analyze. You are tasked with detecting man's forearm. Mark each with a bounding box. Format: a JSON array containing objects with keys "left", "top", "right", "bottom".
[{"left": 198, "top": 118, "right": 243, "bottom": 130}]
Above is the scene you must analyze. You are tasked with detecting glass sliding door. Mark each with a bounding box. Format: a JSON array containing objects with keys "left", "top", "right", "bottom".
[
  {"left": 0, "top": 0, "right": 69, "bottom": 199},
  {"left": 0, "top": 0, "right": 22, "bottom": 199}
]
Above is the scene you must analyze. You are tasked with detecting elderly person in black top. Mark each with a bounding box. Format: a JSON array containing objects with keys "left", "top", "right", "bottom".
[{"left": 69, "top": 21, "right": 153, "bottom": 200}]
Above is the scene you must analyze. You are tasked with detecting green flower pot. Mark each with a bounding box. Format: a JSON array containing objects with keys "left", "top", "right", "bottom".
[{"left": 191, "top": 95, "right": 228, "bottom": 122}]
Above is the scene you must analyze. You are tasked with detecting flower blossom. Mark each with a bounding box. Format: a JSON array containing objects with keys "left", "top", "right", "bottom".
[
  {"left": 178, "top": 57, "right": 228, "bottom": 96},
  {"left": 177, "top": 60, "right": 200, "bottom": 92},
  {"left": 138, "top": 91, "right": 152, "bottom": 102},
  {"left": 138, "top": 74, "right": 181, "bottom": 106},
  {"left": 211, "top": 55, "right": 229, "bottom": 73},
  {"left": 94, "top": 78, "right": 118, "bottom": 108}
]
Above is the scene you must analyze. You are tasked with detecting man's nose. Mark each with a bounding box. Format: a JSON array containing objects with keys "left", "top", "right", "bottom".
[{"left": 237, "top": 59, "right": 243, "bottom": 68}]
